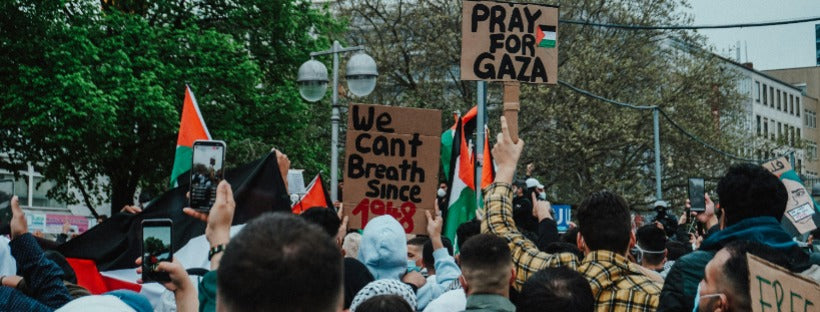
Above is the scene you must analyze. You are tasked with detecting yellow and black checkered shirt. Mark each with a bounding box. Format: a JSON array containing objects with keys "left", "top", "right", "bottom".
[{"left": 481, "top": 182, "right": 661, "bottom": 312}]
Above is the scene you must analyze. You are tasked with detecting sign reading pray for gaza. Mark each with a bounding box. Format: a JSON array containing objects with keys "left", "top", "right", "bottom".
[{"left": 461, "top": 0, "right": 558, "bottom": 84}]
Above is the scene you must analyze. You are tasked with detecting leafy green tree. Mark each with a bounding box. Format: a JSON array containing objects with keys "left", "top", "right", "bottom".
[
  {"left": 338, "top": 0, "right": 748, "bottom": 211},
  {"left": 0, "top": 0, "right": 342, "bottom": 212}
]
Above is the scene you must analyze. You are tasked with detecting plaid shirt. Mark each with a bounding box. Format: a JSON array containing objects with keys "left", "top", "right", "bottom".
[
  {"left": 481, "top": 183, "right": 579, "bottom": 290},
  {"left": 482, "top": 183, "right": 661, "bottom": 311},
  {"left": 579, "top": 250, "right": 662, "bottom": 312}
]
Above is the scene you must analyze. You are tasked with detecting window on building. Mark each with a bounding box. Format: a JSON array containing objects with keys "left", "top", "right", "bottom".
[
  {"left": 790, "top": 126, "right": 795, "bottom": 146},
  {"left": 763, "top": 84, "right": 768, "bottom": 105},
  {"left": 777, "top": 90, "right": 781, "bottom": 110},
  {"left": 0, "top": 174, "right": 28, "bottom": 204},
  {"left": 756, "top": 115, "right": 761, "bottom": 136},
  {"left": 756, "top": 81, "right": 761, "bottom": 102},
  {"left": 764, "top": 118, "right": 769, "bottom": 137},
  {"left": 797, "top": 128, "right": 801, "bottom": 143},
  {"left": 770, "top": 86, "right": 774, "bottom": 107},
  {"left": 798, "top": 159, "right": 803, "bottom": 174},
  {"left": 797, "top": 98, "right": 801, "bottom": 116},
  {"left": 777, "top": 122, "right": 782, "bottom": 140},
  {"left": 790, "top": 95, "right": 794, "bottom": 114}
]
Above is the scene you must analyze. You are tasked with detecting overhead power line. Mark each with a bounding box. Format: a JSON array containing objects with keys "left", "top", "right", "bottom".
[
  {"left": 558, "top": 16, "right": 820, "bottom": 30},
  {"left": 557, "top": 79, "right": 791, "bottom": 163}
]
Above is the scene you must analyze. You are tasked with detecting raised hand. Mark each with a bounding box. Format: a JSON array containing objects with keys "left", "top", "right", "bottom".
[
  {"left": 491, "top": 116, "right": 524, "bottom": 184},
  {"left": 10, "top": 196, "right": 27, "bottom": 240}
]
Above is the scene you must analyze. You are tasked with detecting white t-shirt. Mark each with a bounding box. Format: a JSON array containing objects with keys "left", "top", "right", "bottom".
[{"left": 423, "top": 288, "right": 466, "bottom": 312}]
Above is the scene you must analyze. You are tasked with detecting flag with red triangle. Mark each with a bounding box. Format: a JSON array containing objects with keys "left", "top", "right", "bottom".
[
  {"left": 170, "top": 85, "right": 212, "bottom": 187},
  {"left": 442, "top": 106, "right": 494, "bottom": 243},
  {"left": 291, "top": 174, "right": 333, "bottom": 214}
]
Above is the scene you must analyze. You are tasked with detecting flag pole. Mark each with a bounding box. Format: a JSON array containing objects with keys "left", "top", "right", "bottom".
[{"left": 476, "top": 81, "right": 487, "bottom": 208}]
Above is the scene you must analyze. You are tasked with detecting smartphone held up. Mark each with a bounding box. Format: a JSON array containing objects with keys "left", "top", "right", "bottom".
[
  {"left": 190, "top": 140, "right": 226, "bottom": 212},
  {"left": 141, "top": 218, "right": 173, "bottom": 283},
  {"left": 688, "top": 177, "right": 705, "bottom": 212}
]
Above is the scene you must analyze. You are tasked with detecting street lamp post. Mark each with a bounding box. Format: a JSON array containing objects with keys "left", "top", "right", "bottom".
[{"left": 297, "top": 40, "right": 378, "bottom": 203}]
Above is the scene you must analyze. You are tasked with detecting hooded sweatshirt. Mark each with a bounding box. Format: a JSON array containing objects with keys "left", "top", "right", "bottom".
[{"left": 358, "top": 215, "right": 408, "bottom": 280}]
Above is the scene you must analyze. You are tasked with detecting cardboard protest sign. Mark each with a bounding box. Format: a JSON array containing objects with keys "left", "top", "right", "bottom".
[
  {"left": 762, "top": 157, "right": 818, "bottom": 234},
  {"left": 748, "top": 254, "right": 820, "bottom": 312},
  {"left": 762, "top": 157, "right": 792, "bottom": 176},
  {"left": 344, "top": 104, "right": 441, "bottom": 234},
  {"left": 461, "top": 0, "right": 558, "bottom": 83}
]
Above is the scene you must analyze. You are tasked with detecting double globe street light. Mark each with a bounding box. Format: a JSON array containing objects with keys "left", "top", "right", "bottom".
[{"left": 297, "top": 40, "right": 378, "bottom": 202}]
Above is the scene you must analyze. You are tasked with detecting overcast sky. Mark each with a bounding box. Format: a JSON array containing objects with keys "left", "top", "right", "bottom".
[{"left": 685, "top": 0, "right": 819, "bottom": 70}]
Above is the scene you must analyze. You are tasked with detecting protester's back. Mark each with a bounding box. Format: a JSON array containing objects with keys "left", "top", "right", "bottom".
[{"left": 217, "top": 213, "right": 343, "bottom": 311}]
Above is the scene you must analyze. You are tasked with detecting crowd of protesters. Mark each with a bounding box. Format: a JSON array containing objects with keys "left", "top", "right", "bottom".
[{"left": 3, "top": 115, "right": 820, "bottom": 311}]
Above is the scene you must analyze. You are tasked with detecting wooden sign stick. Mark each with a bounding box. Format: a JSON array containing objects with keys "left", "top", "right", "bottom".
[{"left": 503, "top": 81, "right": 520, "bottom": 143}]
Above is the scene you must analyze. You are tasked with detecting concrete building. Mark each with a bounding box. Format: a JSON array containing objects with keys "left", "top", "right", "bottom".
[
  {"left": 0, "top": 156, "right": 110, "bottom": 236},
  {"left": 764, "top": 66, "right": 820, "bottom": 178},
  {"left": 719, "top": 58, "right": 808, "bottom": 175}
]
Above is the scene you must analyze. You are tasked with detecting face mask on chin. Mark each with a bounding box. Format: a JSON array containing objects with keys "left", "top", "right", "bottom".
[
  {"left": 692, "top": 282, "right": 723, "bottom": 312},
  {"left": 437, "top": 188, "right": 446, "bottom": 198},
  {"left": 538, "top": 192, "right": 547, "bottom": 200}
]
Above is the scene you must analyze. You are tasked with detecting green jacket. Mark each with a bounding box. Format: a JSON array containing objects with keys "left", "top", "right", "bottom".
[
  {"left": 658, "top": 217, "right": 816, "bottom": 312},
  {"left": 198, "top": 270, "right": 217, "bottom": 312},
  {"left": 462, "top": 294, "right": 516, "bottom": 312}
]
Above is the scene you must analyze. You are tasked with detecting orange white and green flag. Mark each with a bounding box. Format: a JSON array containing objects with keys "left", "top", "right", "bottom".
[{"left": 170, "top": 85, "right": 211, "bottom": 187}]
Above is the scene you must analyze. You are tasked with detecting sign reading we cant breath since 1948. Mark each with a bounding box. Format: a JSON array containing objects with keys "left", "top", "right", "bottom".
[
  {"left": 461, "top": 0, "right": 559, "bottom": 84},
  {"left": 343, "top": 104, "right": 441, "bottom": 234}
]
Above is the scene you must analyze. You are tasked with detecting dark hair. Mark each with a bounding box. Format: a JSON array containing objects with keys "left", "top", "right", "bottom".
[
  {"left": 517, "top": 267, "right": 594, "bottom": 312},
  {"left": 716, "top": 163, "right": 788, "bottom": 226},
  {"left": 456, "top": 219, "right": 481, "bottom": 251},
  {"left": 217, "top": 213, "right": 342, "bottom": 312},
  {"left": 561, "top": 227, "right": 579, "bottom": 245},
  {"left": 422, "top": 236, "right": 453, "bottom": 270},
  {"left": 300, "top": 207, "right": 341, "bottom": 238},
  {"left": 543, "top": 242, "right": 584, "bottom": 260},
  {"left": 407, "top": 236, "right": 429, "bottom": 247},
  {"left": 636, "top": 224, "right": 667, "bottom": 265},
  {"left": 354, "top": 295, "right": 414, "bottom": 312},
  {"left": 577, "top": 191, "right": 632, "bottom": 253},
  {"left": 460, "top": 234, "right": 512, "bottom": 293},
  {"left": 665, "top": 241, "right": 689, "bottom": 261},
  {"left": 719, "top": 240, "right": 790, "bottom": 311}
]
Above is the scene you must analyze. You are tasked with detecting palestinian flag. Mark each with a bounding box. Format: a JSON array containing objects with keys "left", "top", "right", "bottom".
[
  {"left": 170, "top": 85, "right": 212, "bottom": 187},
  {"left": 442, "top": 107, "right": 494, "bottom": 244},
  {"left": 58, "top": 152, "right": 291, "bottom": 306},
  {"left": 536, "top": 25, "right": 557, "bottom": 48},
  {"left": 291, "top": 174, "right": 333, "bottom": 214}
]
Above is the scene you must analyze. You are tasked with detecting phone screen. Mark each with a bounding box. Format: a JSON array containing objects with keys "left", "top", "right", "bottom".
[
  {"left": 689, "top": 178, "right": 705, "bottom": 212},
  {"left": 190, "top": 141, "right": 225, "bottom": 211},
  {"left": 142, "top": 219, "right": 172, "bottom": 282}
]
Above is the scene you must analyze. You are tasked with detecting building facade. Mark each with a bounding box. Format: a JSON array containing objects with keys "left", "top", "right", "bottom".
[
  {"left": 764, "top": 66, "right": 820, "bottom": 178},
  {"left": 0, "top": 156, "right": 110, "bottom": 236},
  {"left": 721, "top": 60, "right": 808, "bottom": 175}
]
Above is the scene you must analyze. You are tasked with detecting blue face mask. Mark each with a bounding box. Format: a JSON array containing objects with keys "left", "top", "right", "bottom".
[{"left": 407, "top": 260, "right": 421, "bottom": 273}]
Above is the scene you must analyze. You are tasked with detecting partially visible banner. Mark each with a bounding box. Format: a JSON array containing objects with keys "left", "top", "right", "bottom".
[{"left": 553, "top": 204, "right": 571, "bottom": 233}]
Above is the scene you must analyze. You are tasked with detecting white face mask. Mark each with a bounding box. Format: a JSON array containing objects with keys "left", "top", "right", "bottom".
[
  {"left": 437, "top": 188, "right": 446, "bottom": 198},
  {"left": 692, "top": 281, "right": 723, "bottom": 312},
  {"left": 538, "top": 192, "right": 547, "bottom": 200}
]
